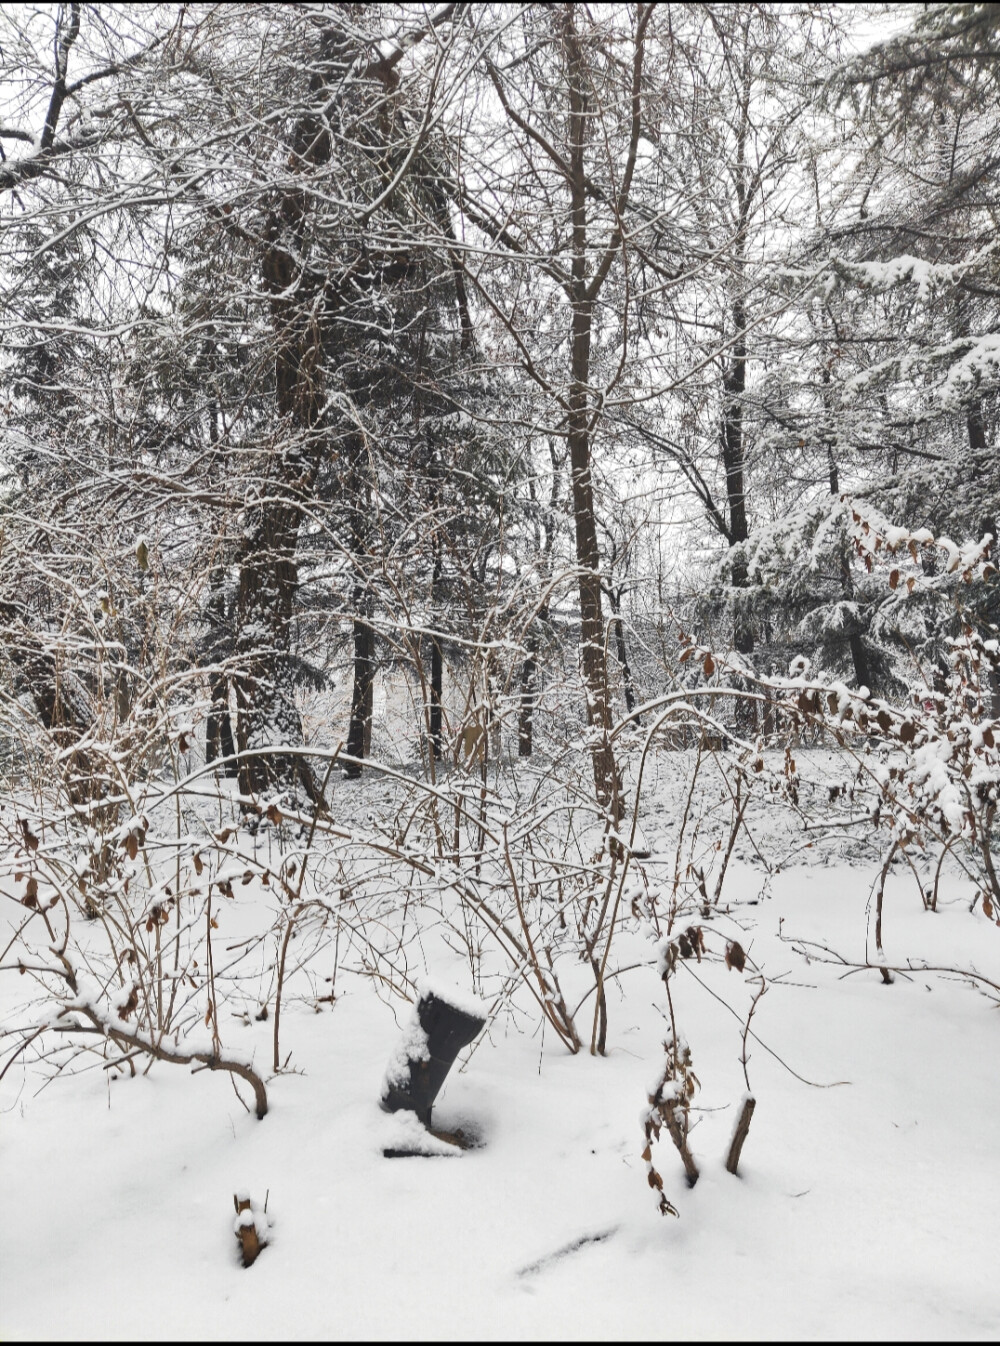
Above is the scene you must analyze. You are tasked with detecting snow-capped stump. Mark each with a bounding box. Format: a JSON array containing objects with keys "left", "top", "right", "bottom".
[
  {"left": 233, "top": 1192, "right": 270, "bottom": 1268},
  {"left": 379, "top": 982, "right": 486, "bottom": 1148}
]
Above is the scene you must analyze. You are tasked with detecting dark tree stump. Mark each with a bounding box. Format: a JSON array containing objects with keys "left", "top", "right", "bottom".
[{"left": 380, "top": 990, "right": 486, "bottom": 1128}]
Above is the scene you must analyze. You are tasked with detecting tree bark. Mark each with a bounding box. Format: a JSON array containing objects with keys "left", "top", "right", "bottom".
[
  {"left": 722, "top": 296, "right": 758, "bottom": 736},
  {"left": 344, "top": 589, "right": 375, "bottom": 777},
  {"left": 563, "top": 8, "right": 621, "bottom": 816},
  {"left": 519, "top": 626, "right": 539, "bottom": 757},
  {"left": 721, "top": 24, "right": 758, "bottom": 737},
  {"left": 205, "top": 564, "right": 238, "bottom": 774},
  {"left": 206, "top": 675, "right": 237, "bottom": 772},
  {"left": 429, "top": 603, "right": 444, "bottom": 765},
  {"left": 231, "top": 25, "right": 349, "bottom": 804},
  {"left": 234, "top": 496, "right": 320, "bottom": 801},
  {"left": 828, "top": 446, "right": 876, "bottom": 692},
  {"left": 609, "top": 587, "right": 637, "bottom": 718},
  {"left": 519, "top": 445, "right": 559, "bottom": 758},
  {"left": 343, "top": 433, "right": 375, "bottom": 779}
]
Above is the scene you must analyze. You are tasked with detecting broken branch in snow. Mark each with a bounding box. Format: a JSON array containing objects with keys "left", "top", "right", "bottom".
[{"left": 725, "top": 1095, "right": 756, "bottom": 1176}]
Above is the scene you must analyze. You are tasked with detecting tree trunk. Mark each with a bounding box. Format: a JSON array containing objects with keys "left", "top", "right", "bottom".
[
  {"left": 234, "top": 497, "right": 320, "bottom": 802},
  {"left": 206, "top": 674, "right": 237, "bottom": 772},
  {"left": 519, "top": 627, "right": 539, "bottom": 757},
  {"left": 609, "top": 588, "right": 637, "bottom": 718},
  {"left": 827, "top": 446, "right": 876, "bottom": 693},
  {"left": 344, "top": 433, "right": 375, "bottom": 779},
  {"left": 723, "top": 30, "right": 757, "bottom": 738},
  {"left": 968, "top": 402, "right": 987, "bottom": 451},
  {"left": 564, "top": 10, "right": 620, "bottom": 816},
  {"left": 722, "top": 298, "right": 757, "bottom": 736},
  {"left": 427, "top": 526, "right": 444, "bottom": 766},
  {"left": 519, "top": 444, "right": 559, "bottom": 759},
  {"left": 429, "top": 618, "right": 444, "bottom": 765},
  {"left": 205, "top": 563, "right": 237, "bottom": 774},
  {"left": 344, "top": 590, "right": 375, "bottom": 778},
  {"left": 231, "top": 32, "right": 343, "bottom": 805}
]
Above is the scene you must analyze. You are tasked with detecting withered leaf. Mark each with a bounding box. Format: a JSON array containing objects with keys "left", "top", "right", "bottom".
[{"left": 725, "top": 940, "right": 746, "bottom": 973}]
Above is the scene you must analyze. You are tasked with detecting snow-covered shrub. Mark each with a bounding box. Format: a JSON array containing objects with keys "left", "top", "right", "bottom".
[{"left": 677, "top": 497, "right": 1000, "bottom": 962}]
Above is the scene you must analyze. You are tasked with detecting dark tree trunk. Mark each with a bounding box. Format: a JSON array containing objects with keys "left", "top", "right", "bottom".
[
  {"left": 968, "top": 402, "right": 987, "bottom": 452},
  {"left": 205, "top": 675, "right": 237, "bottom": 772},
  {"left": 609, "top": 588, "right": 637, "bottom": 718},
  {"left": 234, "top": 497, "right": 320, "bottom": 801},
  {"left": 563, "top": 9, "right": 622, "bottom": 816},
  {"left": 205, "top": 563, "right": 238, "bottom": 774},
  {"left": 423, "top": 429, "right": 445, "bottom": 767},
  {"left": 231, "top": 33, "right": 345, "bottom": 806},
  {"left": 722, "top": 32, "right": 758, "bottom": 739},
  {"left": 519, "top": 446, "right": 559, "bottom": 759},
  {"left": 344, "top": 588, "right": 375, "bottom": 777},
  {"left": 722, "top": 299, "right": 757, "bottom": 736},
  {"left": 828, "top": 446, "right": 876, "bottom": 693},
  {"left": 429, "top": 605, "right": 444, "bottom": 765},
  {"left": 343, "top": 432, "right": 375, "bottom": 779},
  {"left": 519, "top": 629, "right": 539, "bottom": 757}
]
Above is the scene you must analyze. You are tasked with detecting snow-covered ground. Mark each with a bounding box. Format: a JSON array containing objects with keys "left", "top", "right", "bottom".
[{"left": 3, "top": 755, "right": 1000, "bottom": 1341}]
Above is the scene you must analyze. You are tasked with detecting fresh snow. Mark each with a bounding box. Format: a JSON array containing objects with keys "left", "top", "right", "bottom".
[{"left": 3, "top": 762, "right": 1000, "bottom": 1341}]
